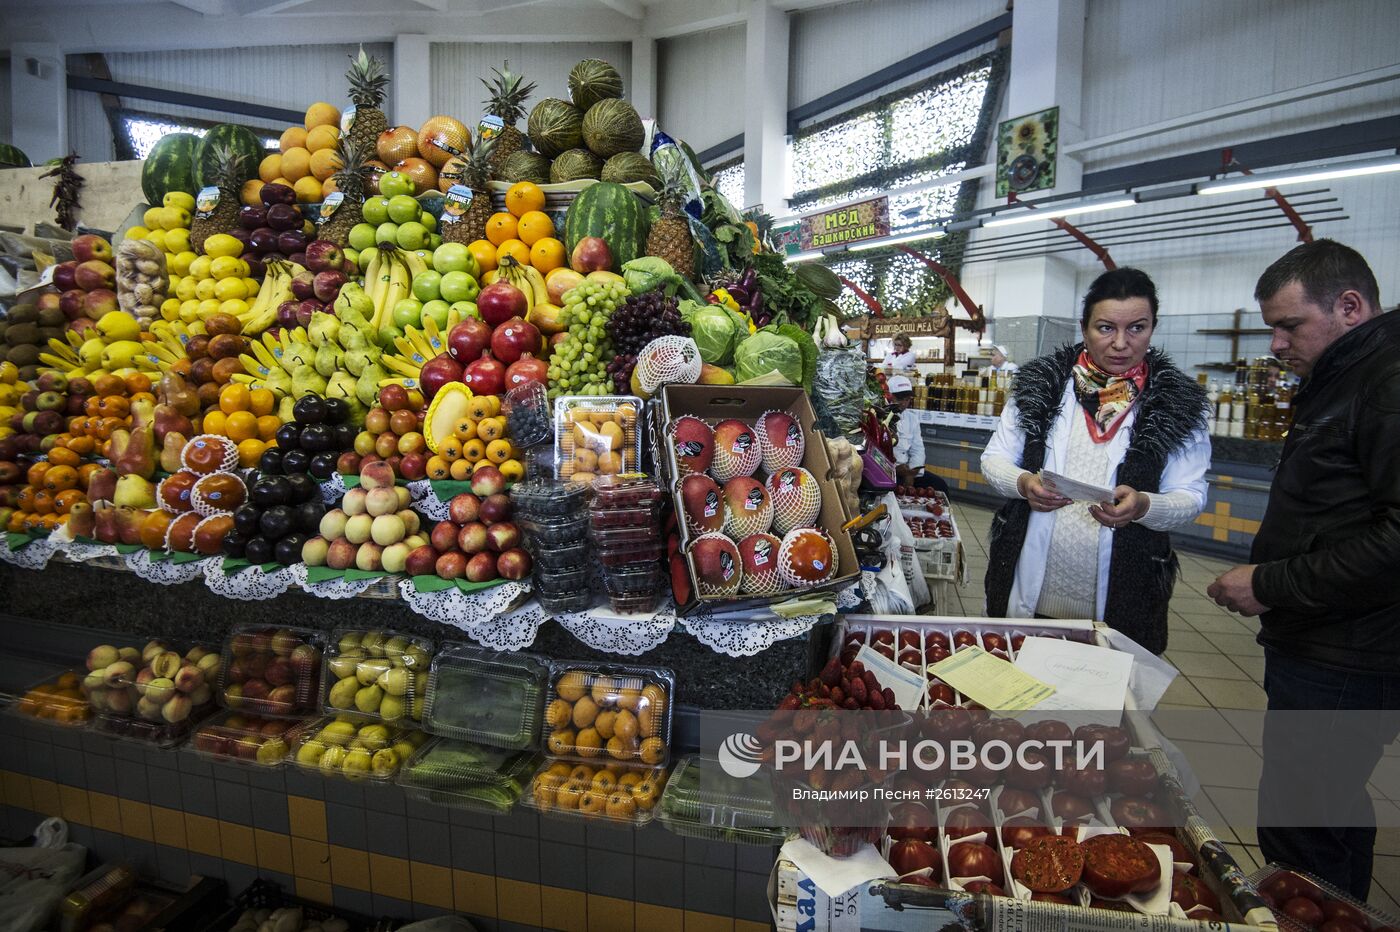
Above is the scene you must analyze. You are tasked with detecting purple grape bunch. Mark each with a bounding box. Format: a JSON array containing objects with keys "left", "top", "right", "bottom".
[{"left": 604, "top": 291, "right": 691, "bottom": 392}]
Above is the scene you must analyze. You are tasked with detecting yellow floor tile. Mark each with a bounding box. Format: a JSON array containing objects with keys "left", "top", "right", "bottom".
[
  {"left": 291, "top": 837, "right": 331, "bottom": 883},
  {"left": 296, "top": 878, "right": 333, "bottom": 905},
  {"left": 88, "top": 791, "right": 123, "bottom": 834},
  {"left": 58, "top": 785, "right": 89, "bottom": 825},
  {"left": 453, "top": 869, "right": 496, "bottom": 918},
  {"left": 184, "top": 814, "right": 222, "bottom": 858},
  {"left": 684, "top": 910, "right": 734, "bottom": 932},
  {"left": 150, "top": 806, "right": 185, "bottom": 849},
  {"left": 287, "top": 796, "right": 326, "bottom": 842},
  {"left": 635, "top": 904, "right": 685, "bottom": 932},
  {"left": 3, "top": 772, "right": 33, "bottom": 810},
  {"left": 588, "top": 894, "right": 634, "bottom": 932},
  {"left": 328, "top": 844, "right": 369, "bottom": 890},
  {"left": 118, "top": 799, "right": 153, "bottom": 842},
  {"left": 735, "top": 922, "right": 770, "bottom": 932},
  {"left": 221, "top": 822, "right": 257, "bottom": 865},
  {"left": 497, "top": 878, "right": 541, "bottom": 927},
  {"left": 30, "top": 778, "right": 61, "bottom": 818},
  {"left": 369, "top": 853, "right": 411, "bottom": 901},
  {"left": 410, "top": 861, "right": 454, "bottom": 911},
  {"left": 255, "top": 829, "right": 293, "bottom": 875},
  {"left": 541, "top": 887, "right": 588, "bottom": 932}
]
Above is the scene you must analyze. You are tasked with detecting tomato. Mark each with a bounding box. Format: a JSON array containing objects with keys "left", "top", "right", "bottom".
[
  {"left": 886, "top": 801, "right": 937, "bottom": 843},
  {"left": 1283, "top": 897, "right": 1325, "bottom": 926},
  {"left": 1106, "top": 757, "right": 1159, "bottom": 796},
  {"left": 1075, "top": 723, "right": 1131, "bottom": 762},
  {"left": 889, "top": 839, "right": 943, "bottom": 879},
  {"left": 1005, "top": 749, "right": 1054, "bottom": 790},
  {"left": 1081, "top": 834, "right": 1161, "bottom": 898},
  {"left": 1000, "top": 816, "right": 1052, "bottom": 850},
  {"left": 995, "top": 788, "right": 1042, "bottom": 819},
  {"left": 1057, "top": 764, "right": 1107, "bottom": 797},
  {"left": 947, "top": 841, "right": 1002, "bottom": 884},
  {"left": 1052, "top": 791, "right": 1095, "bottom": 823},
  {"left": 944, "top": 806, "right": 993, "bottom": 840},
  {"left": 1111, "top": 796, "right": 1171, "bottom": 833},
  {"left": 1024, "top": 719, "right": 1073, "bottom": 744}
]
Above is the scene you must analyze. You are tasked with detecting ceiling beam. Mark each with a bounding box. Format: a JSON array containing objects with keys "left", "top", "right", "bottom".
[
  {"left": 597, "top": 0, "right": 644, "bottom": 20},
  {"left": 642, "top": 0, "right": 745, "bottom": 39},
  {"left": 167, "top": 0, "right": 228, "bottom": 14},
  {"left": 233, "top": 0, "right": 314, "bottom": 13}
]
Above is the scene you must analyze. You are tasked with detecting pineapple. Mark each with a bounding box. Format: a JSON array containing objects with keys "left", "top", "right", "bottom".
[
  {"left": 189, "top": 145, "right": 246, "bottom": 254},
  {"left": 318, "top": 136, "right": 371, "bottom": 247},
  {"left": 442, "top": 133, "right": 497, "bottom": 246},
  {"left": 345, "top": 45, "right": 390, "bottom": 154},
  {"left": 481, "top": 61, "right": 536, "bottom": 178},
  {"left": 647, "top": 161, "right": 696, "bottom": 278}
]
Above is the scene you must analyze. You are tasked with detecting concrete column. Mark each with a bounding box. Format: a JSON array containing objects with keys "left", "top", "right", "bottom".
[
  {"left": 392, "top": 35, "right": 432, "bottom": 131},
  {"left": 743, "top": 0, "right": 788, "bottom": 212},
  {"left": 10, "top": 43, "right": 66, "bottom": 163},
  {"left": 630, "top": 37, "right": 657, "bottom": 121},
  {"left": 983, "top": 0, "right": 1086, "bottom": 322}
]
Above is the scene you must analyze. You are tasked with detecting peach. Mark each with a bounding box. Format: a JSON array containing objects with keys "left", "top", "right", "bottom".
[
  {"left": 359, "top": 460, "right": 396, "bottom": 490},
  {"left": 341, "top": 488, "right": 368, "bottom": 516},
  {"left": 271, "top": 629, "right": 300, "bottom": 656},
  {"left": 161, "top": 694, "right": 192, "bottom": 723},
  {"left": 87, "top": 644, "right": 119, "bottom": 671},
  {"left": 103, "top": 660, "right": 135, "bottom": 688},
  {"left": 173, "top": 665, "right": 205, "bottom": 693},
  {"left": 151, "top": 650, "right": 182, "bottom": 679}
]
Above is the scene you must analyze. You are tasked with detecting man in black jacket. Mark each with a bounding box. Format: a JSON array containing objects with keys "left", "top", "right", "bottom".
[{"left": 1209, "top": 239, "right": 1400, "bottom": 899}]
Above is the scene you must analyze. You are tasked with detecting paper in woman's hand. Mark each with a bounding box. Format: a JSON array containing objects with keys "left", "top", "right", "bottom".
[{"left": 1041, "top": 470, "right": 1116, "bottom": 504}]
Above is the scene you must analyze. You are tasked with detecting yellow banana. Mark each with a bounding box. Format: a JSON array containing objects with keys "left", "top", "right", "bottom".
[
  {"left": 392, "top": 336, "right": 429, "bottom": 369},
  {"left": 419, "top": 318, "right": 448, "bottom": 357},
  {"left": 378, "top": 375, "right": 421, "bottom": 392},
  {"left": 239, "top": 352, "right": 277, "bottom": 380},
  {"left": 498, "top": 257, "right": 533, "bottom": 315},
  {"left": 401, "top": 248, "right": 428, "bottom": 279},
  {"left": 379, "top": 353, "right": 423, "bottom": 379},
  {"left": 521, "top": 263, "right": 549, "bottom": 308},
  {"left": 364, "top": 248, "right": 385, "bottom": 310},
  {"left": 403, "top": 326, "right": 437, "bottom": 361},
  {"left": 375, "top": 253, "right": 410, "bottom": 336},
  {"left": 46, "top": 339, "right": 80, "bottom": 364},
  {"left": 251, "top": 337, "right": 282, "bottom": 372}
]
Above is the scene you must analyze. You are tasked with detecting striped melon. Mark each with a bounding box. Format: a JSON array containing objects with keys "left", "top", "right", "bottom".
[
  {"left": 0, "top": 144, "right": 31, "bottom": 169},
  {"left": 141, "top": 132, "right": 199, "bottom": 206},
  {"left": 563, "top": 181, "right": 648, "bottom": 269},
  {"left": 192, "top": 124, "right": 263, "bottom": 190}
]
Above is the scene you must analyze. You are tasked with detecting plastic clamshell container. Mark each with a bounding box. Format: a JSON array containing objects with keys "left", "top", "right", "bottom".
[
  {"left": 287, "top": 714, "right": 425, "bottom": 782},
  {"left": 534, "top": 565, "right": 592, "bottom": 593},
  {"left": 397, "top": 737, "right": 542, "bottom": 815},
  {"left": 536, "top": 589, "right": 595, "bottom": 614},
  {"left": 12, "top": 670, "right": 92, "bottom": 727},
  {"left": 596, "top": 540, "right": 664, "bottom": 567},
  {"left": 591, "top": 474, "right": 664, "bottom": 509},
  {"left": 589, "top": 504, "right": 660, "bottom": 529},
  {"left": 603, "top": 589, "right": 663, "bottom": 614},
  {"left": 188, "top": 709, "right": 309, "bottom": 768},
  {"left": 518, "top": 512, "right": 589, "bottom": 547},
  {"left": 422, "top": 644, "right": 549, "bottom": 750},
  {"left": 603, "top": 563, "right": 661, "bottom": 593},
  {"left": 590, "top": 524, "right": 657, "bottom": 547},
  {"left": 553, "top": 395, "right": 644, "bottom": 482},
  {"left": 97, "top": 641, "right": 222, "bottom": 728},
  {"left": 503, "top": 382, "right": 554, "bottom": 449},
  {"left": 522, "top": 757, "right": 671, "bottom": 825},
  {"left": 658, "top": 755, "right": 785, "bottom": 845},
  {"left": 217, "top": 625, "right": 326, "bottom": 718},
  {"left": 542, "top": 661, "right": 674, "bottom": 766},
  {"left": 526, "top": 540, "right": 590, "bottom": 571},
  {"left": 320, "top": 627, "right": 434, "bottom": 725},
  {"left": 1249, "top": 863, "right": 1400, "bottom": 930},
  {"left": 510, "top": 477, "right": 590, "bottom": 517}
]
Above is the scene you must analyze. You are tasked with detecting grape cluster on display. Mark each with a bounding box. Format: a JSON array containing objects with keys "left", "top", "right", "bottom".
[
  {"left": 546, "top": 279, "right": 630, "bottom": 398},
  {"left": 604, "top": 292, "right": 691, "bottom": 392}
]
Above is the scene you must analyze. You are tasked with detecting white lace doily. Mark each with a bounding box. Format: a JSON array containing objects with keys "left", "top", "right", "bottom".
[
  {"left": 319, "top": 474, "right": 348, "bottom": 504},
  {"left": 674, "top": 579, "right": 865, "bottom": 656},
  {"left": 460, "top": 601, "right": 548, "bottom": 651},
  {"left": 555, "top": 606, "right": 678, "bottom": 655},
  {"left": 406, "top": 479, "right": 450, "bottom": 520},
  {"left": 203, "top": 558, "right": 296, "bottom": 600},
  {"left": 396, "top": 577, "right": 532, "bottom": 628},
  {"left": 289, "top": 563, "right": 381, "bottom": 600},
  {"left": 0, "top": 535, "right": 59, "bottom": 570},
  {"left": 56, "top": 538, "right": 121, "bottom": 563},
  {"left": 126, "top": 550, "right": 212, "bottom": 584}
]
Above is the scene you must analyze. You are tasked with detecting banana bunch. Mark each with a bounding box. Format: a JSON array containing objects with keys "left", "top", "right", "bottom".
[
  {"left": 132, "top": 319, "right": 210, "bottom": 374},
  {"left": 493, "top": 255, "right": 549, "bottom": 315},
  {"left": 363, "top": 246, "right": 429, "bottom": 344},
  {"left": 374, "top": 316, "right": 460, "bottom": 394},
  {"left": 238, "top": 258, "right": 303, "bottom": 336},
  {"left": 0, "top": 361, "right": 20, "bottom": 437},
  {"left": 38, "top": 326, "right": 171, "bottom": 380}
]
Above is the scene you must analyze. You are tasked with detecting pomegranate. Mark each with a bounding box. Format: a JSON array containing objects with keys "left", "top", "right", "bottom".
[
  {"left": 504, "top": 352, "right": 548, "bottom": 389},
  {"left": 490, "top": 317, "right": 542, "bottom": 365},
  {"left": 463, "top": 352, "right": 506, "bottom": 396}
]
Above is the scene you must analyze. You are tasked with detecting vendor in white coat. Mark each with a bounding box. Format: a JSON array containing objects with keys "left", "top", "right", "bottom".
[
  {"left": 980, "top": 268, "right": 1211, "bottom": 654},
  {"left": 882, "top": 333, "right": 918, "bottom": 370},
  {"left": 986, "top": 344, "right": 1018, "bottom": 375}
]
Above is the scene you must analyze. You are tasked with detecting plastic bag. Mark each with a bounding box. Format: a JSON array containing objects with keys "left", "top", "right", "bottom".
[
  {"left": 883, "top": 492, "right": 930, "bottom": 609},
  {"left": 0, "top": 834, "right": 86, "bottom": 932},
  {"left": 812, "top": 347, "right": 868, "bottom": 436}
]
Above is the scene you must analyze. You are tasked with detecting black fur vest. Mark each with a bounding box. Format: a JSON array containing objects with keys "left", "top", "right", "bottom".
[{"left": 983, "top": 344, "right": 1209, "bottom": 654}]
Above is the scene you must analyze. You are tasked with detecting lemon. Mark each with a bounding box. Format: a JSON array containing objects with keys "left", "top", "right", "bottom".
[
  {"left": 142, "top": 207, "right": 162, "bottom": 228},
  {"left": 126, "top": 225, "right": 150, "bottom": 240},
  {"left": 165, "top": 228, "right": 191, "bottom": 253},
  {"left": 189, "top": 255, "right": 213, "bottom": 280},
  {"left": 160, "top": 207, "right": 190, "bottom": 230},
  {"left": 242, "top": 277, "right": 260, "bottom": 297},
  {"left": 197, "top": 298, "right": 223, "bottom": 318},
  {"left": 203, "top": 234, "right": 243, "bottom": 259},
  {"left": 160, "top": 298, "right": 182, "bottom": 321},
  {"left": 214, "top": 278, "right": 247, "bottom": 301},
  {"left": 219, "top": 298, "right": 249, "bottom": 317},
  {"left": 195, "top": 278, "right": 217, "bottom": 300},
  {"left": 145, "top": 229, "right": 168, "bottom": 252},
  {"left": 175, "top": 278, "right": 197, "bottom": 301},
  {"left": 209, "top": 256, "right": 242, "bottom": 280},
  {"left": 170, "top": 251, "right": 196, "bottom": 276},
  {"left": 163, "top": 191, "right": 195, "bottom": 212},
  {"left": 180, "top": 299, "right": 201, "bottom": 320}
]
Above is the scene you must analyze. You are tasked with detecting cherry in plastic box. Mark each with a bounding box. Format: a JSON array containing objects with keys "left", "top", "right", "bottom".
[
  {"left": 536, "top": 588, "right": 595, "bottom": 614},
  {"left": 288, "top": 714, "right": 427, "bottom": 781},
  {"left": 591, "top": 524, "right": 657, "bottom": 547},
  {"left": 591, "top": 474, "right": 664, "bottom": 509},
  {"left": 217, "top": 625, "right": 325, "bottom": 718},
  {"left": 589, "top": 504, "right": 660, "bottom": 529},
  {"left": 189, "top": 709, "right": 308, "bottom": 767},
  {"left": 523, "top": 757, "right": 671, "bottom": 825},
  {"left": 1251, "top": 863, "right": 1398, "bottom": 930},
  {"left": 542, "top": 662, "right": 674, "bottom": 765},
  {"left": 518, "top": 512, "right": 589, "bottom": 547},
  {"left": 534, "top": 565, "right": 591, "bottom": 594},
  {"left": 511, "top": 477, "right": 590, "bottom": 517},
  {"left": 596, "top": 539, "right": 664, "bottom": 567},
  {"left": 321, "top": 627, "right": 434, "bottom": 725},
  {"left": 526, "top": 540, "right": 589, "bottom": 571}
]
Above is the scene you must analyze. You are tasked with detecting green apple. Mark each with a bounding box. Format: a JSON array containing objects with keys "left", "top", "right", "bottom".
[
  {"left": 421, "top": 300, "right": 450, "bottom": 329},
  {"left": 411, "top": 270, "right": 442, "bottom": 303},
  {"left": 361, "top": 196, "right": 391, "bottom": 226},
  {"left": 396, "top": 221, "right": 428, "bottom": 250},
  {"left": 387, "top": 194, "right": 420, "bottom": 225},
  {"left": 391, "top": 299, "right": 423, "bottom": 329},
  {"left": 432, "top": 242, "right": 476, "bottom": 276},
  {"left": 348, "top": 222, "right": 378, "bottom": 251},
  {"left": 378, "top": 324, "right": 404, "bottom": 347},
  {"left": 428, "top": 233, "right": 442, "bottom": 249},
  {"left": 419, "top": 211, "right": 437, "bottom": 233},
  {"left": 358, "top": 249, "right": 375, "bottom": 273},
  {"left": 379, "top": 171, "right": 415, "bottom": 198},
  {"left": 439, "top": 270, "right": 480, "bottom": 303},
  {"left": 375, "top": 222, "right": 399, "bottom": 245},
  {"left": 448, "top": 301, "right": 478, "bottom": 320},
  {"left": 344, "top": 246, "right": 359, "bottom": 268}
]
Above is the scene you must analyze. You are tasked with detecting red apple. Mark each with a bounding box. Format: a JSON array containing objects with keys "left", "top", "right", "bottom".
[
  {"left": 405, "top": 544, "right": 439, "bottom": 577},
  {"left": 83, "top": 289, "right": 118, "bottom": 319},
  {"left": 430, "top": 520, "right": 460, "bottom": 553},
  {"left": 72, "top": 234, "right": 113, "bottom": 263},
  {"left": 465, "top": 551, "right": 498, "bottom": 582},
  {"left": 435, "top": 551, "right": 467, "bottom": 580},
  {"left": 570, "top": 236, "right": 613, "bottom": 273},
  {"left": 379, "top": 383, "right": 410, "bottom": 411},
  {"left": 58, "top": 289, "right": 85, "bottom": 320},
  {"left": 457, "top": 521, "right": 489, "bottom": 555},
  {"left": 74, "top": 259, "right": 116, "bottom": 291},
  {"left": 398, "top": 452, "right": 427, "bottom": 480},
  {"left": 52, "top": 261, "right": 79, "bottom": 291},
  {"left": 305, "top": 240, "right": 344, "bottom": 273},
  {"left": 447, "top": 493, "right": 480, "bottom": 524},
  {"left": 463, "top": 352, "right": 505, "bottom": 396},
  {"left": 477, "top": 281, "right": 528, "bottom": 327},
  {"left": 313, "top": 269, "right": 348, "bottom": 302},
  {"left": 478, "top": 493, "right": 511, "bottom": 523},
  {"left": 447, "top": 317, "right": 492, "bottom": 363},
  {"left": 418, "top": 353, "right": 462, "bottom": 402},
  {"left": 485, "top": 521, "right": 520, "bottom": 553},
  {"left": 470, "top": 465, "right": 505, "bottom": 497},
  {"left": 290, "top": 269, "right": 317, "bottom": 301},
  {"left": 490, "top": 317, "right": 541, "bottom": 365},
  {"left": 496, "top": 547, "right": 531, "bottom": 579}
]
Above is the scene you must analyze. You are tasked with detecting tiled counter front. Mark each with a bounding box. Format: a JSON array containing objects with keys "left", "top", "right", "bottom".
[{"left": 1, "top": 710, "right": 775, "bottom": 931}]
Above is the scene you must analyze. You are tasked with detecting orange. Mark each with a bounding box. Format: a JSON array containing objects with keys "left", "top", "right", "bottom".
[
  {"left": 259, "top": 153, "right": 284, "bottom": 184},
  {"left": 309, "top": 147, "right": 342, "bottom": 181},
  {"left": 305, "top": 124, "right": 340, "bottom": 153},
  {"left": 256, "top": 415, "right": 281, "bottom": 441},
  {"left": 505, "top": 182, "right": 546, "bottom": 217},
  {"left": 280, "top": 147, "right": 311, "bottom": 181},
  {"left": 467, "top": 240, "right": 497, "bottom": 274},
  {"left": 219, "top": 383, "right": 251, "bottom": 414},
  {"left": 249, "top": 388, "right": 275, "bottom": 416},
  {"left": 516, "top": 211, "right": 554, "bottom": 246},
  {"left": 202, "top": 410, "right": 228, "bottom": 437},
  {"left": 279, "top": 126, "right": 308, "bottom": 153},
  {"left": 485, "top": 212, "right": 519, "bottom": 246},
  {"left": 225, "top": 411, "right": 258, "bottom": 443},
  {"left": 293, "top": 176, "right": 323, "bottom": 203},
  {"left": 236, "top": 438, "right": 266, "bottom": 468},
  {"left": 78, "top": 464, "right": 100, "bottom": 487},
  {"left": 530, "top": 237, "right": 566, "bottom": 273},
  {"left": 46, "top": 446, "right": 80, "bottom": 468},
  {"left": 304, "top": 102, "right": 340, "bottom": 129},
  {"left": 125, "top": 372, "right": 152, "bottom": 395},
  {"left": 241, "top": 179, "right": 264, "bottom": 208},
  {"left": 495, "top": 239, "right": 530, "bottom": 268},
  {"left": 93, "top": 374, "right": 124, "bottom": 396}
]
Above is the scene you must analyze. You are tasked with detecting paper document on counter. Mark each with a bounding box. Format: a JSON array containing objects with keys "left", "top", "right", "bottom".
[{"left": 1041, "top": 470, "right": 1116, "bottom": 504}]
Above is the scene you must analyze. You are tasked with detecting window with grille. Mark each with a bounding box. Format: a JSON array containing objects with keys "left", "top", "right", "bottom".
[
  {"left": 112, "top": 109, "right": 280, "bottom": 161},
  {"left": 709, "top": 157, "right": 746, "bottom": 211}
]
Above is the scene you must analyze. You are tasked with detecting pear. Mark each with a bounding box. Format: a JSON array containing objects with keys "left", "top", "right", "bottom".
[
  {"left": 296, "top": 739, "right": 327, "bottom": 765},
  {"left": 327, "top": 676, "right": 359, "bottom": 710},
  {"left": 290, "top": 364, "right": 327, "bottom": 399},
  {"left": 356, "top": 723, "right": 391, "bottom": 747},
  {"left": 370, "top": 748, "right": 399, "bottom": 775},
  {"left": 159, "top": 432, "right": 187, "bottom": 474},
  {"left": 326, "top": 371, "right": 356, "bottom": 403},
  {"left": 319, "top": 745, "right": 348, "bottom": 772},
  {"left": 112, "top": 474, "right": 156, "bottom": 509},
  {"left": 343, "top": 747, "right": 372, "bottom": 774},
  {"left": 355, "top": 362, "right": 387, "bottom": 408},
  {"left": 379, "top": 694, "right": 406, "bottom": 721},
  {"left": 354, "top": 684, "right": 383, "bottom": 713},
  {"left": 277, "top": 394, "right": 296, "bottom": 422},
  {"left": 334, "top": 281, "right": 374, "bottom": 328},
  {"left": 307, "top": 311, "right": 340, "bottom": 347},
  {"left": 356, "top": 657, "right": 392, "bottom": 685},
  {"left": 328, "top": 650, "right": 364, "bottom": 680},
  {"left": 377, "top": 666, "right": 411, "bottom": 697},
  {"left": 337, "top": 632, "right": 363, "bottom": 653},
  {"left": 319, "top": 719, "right": 358, "bottom": 746}
]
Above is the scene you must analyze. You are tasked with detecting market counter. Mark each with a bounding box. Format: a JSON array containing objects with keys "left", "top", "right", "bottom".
[{"left": 918, "top": 414, "right": 1281, "bottom": 563}]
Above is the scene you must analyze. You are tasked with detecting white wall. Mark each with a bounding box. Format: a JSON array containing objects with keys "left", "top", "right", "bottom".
[
  {"left": 429, "top": 42, "right": 633, "bottom": 127},
  {"left": 0, "top": 58, "right": 11, "bottom": 146},
  {"left": 657, "top": 26, "right": 745, "bottom": 153}
]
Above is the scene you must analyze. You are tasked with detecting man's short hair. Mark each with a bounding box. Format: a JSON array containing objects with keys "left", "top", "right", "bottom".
[{"left": 1255, "top": 239, "right": 1381, "bottom": 312}]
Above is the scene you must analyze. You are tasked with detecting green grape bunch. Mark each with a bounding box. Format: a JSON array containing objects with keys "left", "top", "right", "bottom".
[{"left": 547, "top": 278, "right": 632, "bottom": 399}]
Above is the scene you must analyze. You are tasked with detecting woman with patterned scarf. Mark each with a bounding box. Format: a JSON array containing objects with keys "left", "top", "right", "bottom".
[{"left": 980, "top": 268, "right": 1212, "bottom": 653}]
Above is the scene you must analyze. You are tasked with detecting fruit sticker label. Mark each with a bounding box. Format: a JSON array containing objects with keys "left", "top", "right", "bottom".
[
  {"left": 786, "top": 423, "right": 801, "bottom": 446},
  {"left": 194, "top": 186, "right": 219, "bottom": 220},
  {"left": 676, "top": 440, "right": 704, "bottom": 458},
  {"left": 477, "top": 115, "right": 504, "bottom": 141},
  {"left": 811, "top": 558, "right": 825, "bottom": 571},
  {"left": 441, "top": 185, "right": 474, "bottom": 225},
  {"left": 719, "top": 550, "right": 735, "bottom": 580},
  {"left": 752, "top": 538, "right": 772, "bottom": 566},
  {"left": 703, "top": 490, "right": 718, "bottom": 517},
  {"left": 744, "top": 488, "right": 763, "bottom": 511},
  {"left": 317, "top": 192, "right": 344, "bottom": 225},
  {"left": 732, "top": 433, "right": 753, "bottom": 453},
  {"left": 779, "top": 470, "right": 796, "bottom": 492},
  {"left": 340, "top": 106, "right": 357, "bottom": 134}
]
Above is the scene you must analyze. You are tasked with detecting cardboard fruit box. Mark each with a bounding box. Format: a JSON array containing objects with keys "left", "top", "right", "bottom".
[{"left": 652, "top": 385, "right": 859, "bottom": 616}]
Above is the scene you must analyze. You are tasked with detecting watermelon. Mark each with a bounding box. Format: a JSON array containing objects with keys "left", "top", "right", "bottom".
[
  {"left": 141, "top": 132, "right": 199, "bottom": 206},
  {"left": 192, "top": 123, "right": 263, "bottom": 189},
  {"left": 0, "top": 144, "right": 31, "bottom": 169},
  {"left": 563, "top": 181, "right": 648, "bottom": 268}
]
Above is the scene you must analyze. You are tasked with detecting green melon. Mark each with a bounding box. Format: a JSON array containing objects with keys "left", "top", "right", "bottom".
[
  {"left": 549, "top": 149, "right": 602, "bottom": 183},
  {"left": 601, "top": 152, "right": 660, "bottom": 188},
  {"left": 563, "top": 181, "right": 648, "bottom": 268},
  {"left": 498, "top": 150, "right": 551, "bottom": 185},
  {"left": 580, "top": 99, "right": 643, "bottom": 159},
  {"left": 568, "top": 59, "right": 624, "bottom": 111},
  {"left": 0, "top": 144, "right": 31, "bottom": 169},
  {"left": 192, "top": 124, "right": 263, "bottom": 190},
  {"left": 141, "top": 132, "right": 199, "bottom": 206},
  {"left": 527, "top": 99, "right": 583, "bottom": 160}
]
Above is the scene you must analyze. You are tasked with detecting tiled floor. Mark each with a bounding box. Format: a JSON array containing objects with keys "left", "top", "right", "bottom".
[{"left": 943, "top": 500, "right": 1400, "bottom": 916}]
